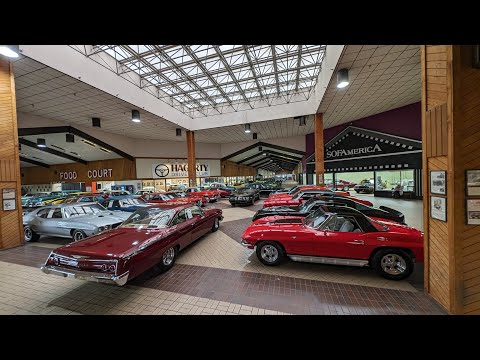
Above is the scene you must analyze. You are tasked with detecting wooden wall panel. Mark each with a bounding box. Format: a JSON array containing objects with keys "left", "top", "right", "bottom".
[
  {"left": 0, "top": 59, "right": 23, "bottom": 250},
  {"left": 422, "top": 45, "right": 480, "bottom": 314},
  {"left": 20, "top": 158, "right": 136, "bottom": 184},
  {"left": 221, "top": 160, "right": 256, "bottom": 177}
]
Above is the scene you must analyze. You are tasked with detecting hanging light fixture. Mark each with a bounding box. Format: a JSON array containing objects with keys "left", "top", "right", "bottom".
[
  {"left": 337, "top": 69, "right": 349, "bottom": 88},
  {"left": 253, "top": 132, "right": 257, "bottom": 140},
  {"left": 244, "top": 124, "right": 251, "bottom": 133},
  {"left": 258, "top": 146, "right": 262, "bottom": 151},
  {"left": 0, "top": 45, "right": 19, "bottom": 58},
  {"left": 37, "top": 138, "right": 47, "bottom": 148},
  {"left": 132, "top": 110, "right": 141, "bottom": 123},
  {"left": 176, "top": 128, "right": 182, "bottom": 136},
  {"left": 66, "top": 133, "right": 75, "bottom": 143}
]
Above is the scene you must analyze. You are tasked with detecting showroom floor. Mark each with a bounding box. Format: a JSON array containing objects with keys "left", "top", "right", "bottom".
[{"left": 0, "top": 195, "right": 446, "bottom": 315}]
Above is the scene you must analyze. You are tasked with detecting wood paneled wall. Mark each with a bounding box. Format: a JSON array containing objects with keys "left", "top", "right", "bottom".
[
  {"left": 21, "top": 158, "right": 136, "bottom": 184},
  {"left": 221, "top": 160, "right": 256, "bottom": 177},
  {"left": 422, "top": 45, "right": 480, "bottom": 314},
  {"left": 0, "top": 59, "right": 23, "bottom": 250}
]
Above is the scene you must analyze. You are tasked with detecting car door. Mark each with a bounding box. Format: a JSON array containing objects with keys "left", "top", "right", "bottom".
[
  {"left": 30, "top": 208, "right": 50, "bottom": 234},
  {"left": 189, "top": 206, "right": 211, "bottom": 239},
  {"left": 310, "top": 215, "right": 372, "bottom": 260},
  {"left": 170, "top": 209, "right": 193, "bottom": 249},
  {"left": 40, "top": 207, "right": 65, "bottom": 237}
]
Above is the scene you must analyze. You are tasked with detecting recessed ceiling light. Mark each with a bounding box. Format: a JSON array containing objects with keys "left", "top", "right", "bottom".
[
  {"left": 37, "top": 138, "right": 47, "bottom": 148},
  {"left": 244, "top": 124, "right": 251, "bottom": 133},
  {"left": 132, "top": 110, "right": 141, "bottom": 123},
  {"left": 0, "top": 45, "right": 19, "bottom": 58},
  {"left": 337, "top": 68, "right": 349, "bottom": 88}
]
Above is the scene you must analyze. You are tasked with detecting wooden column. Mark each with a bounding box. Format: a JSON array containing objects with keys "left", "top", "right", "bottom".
[
  {"left": 422, "top": 45, "right": 480, "bottom": 314},
  {"left": 314, "top": 113, "right": 324, "bottom": 185},
  {"left": 0, "top": 58, "right": 23, "bottom": 250},
  {"left": 186, "top": 130, "right": 196, "bottom": 187}
]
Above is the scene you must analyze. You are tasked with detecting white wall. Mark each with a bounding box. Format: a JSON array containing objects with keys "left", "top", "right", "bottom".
[
  {"left": 220, "top": 136, "right": 306, "bottom": 158},
  {"left": 17, "top": 112, "right": 221, "bottom": 159}
]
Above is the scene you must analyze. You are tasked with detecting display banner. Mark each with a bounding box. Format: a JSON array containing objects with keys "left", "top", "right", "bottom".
[{"left": 152, "top": 162, "right": 210, "bottom": 179}]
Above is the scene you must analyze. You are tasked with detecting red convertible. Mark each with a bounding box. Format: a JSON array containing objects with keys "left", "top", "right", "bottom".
[
  {"left": 41, "top": 204, "right": 223, "bottom": 286},
  {"left": 241, "top": 206, "right": 423, "bottom": 280},
  {"left": 263, "top": 189, "right": 373, "bottom": 208},
  {"left": 185, "top": 187, "right": 220, "bottom": 202},
  {"left": 141, "top": 192, "right": 202, "bottom": 207}
]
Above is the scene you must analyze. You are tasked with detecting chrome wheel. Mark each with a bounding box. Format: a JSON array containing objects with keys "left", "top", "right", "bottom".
[
  {"left": 213, "top": 218, "right": 219, "bottom": 230},
  {"left": 162, "top": 247, "right": 175, "bottom": 266},
  {"left": 24, "top": 227, "right": 32, "bottom": 241},
  {"left": 205, "top": 196, "right": 210, "bottom": 203},
  {"left": 73, "top": 230, "right": 85, "bottom": 241},
  {"left": 260, "top": 245, "right": 279, "bottom": 263},
  {"left": 380, "top": 253, "right": 407, "bottom": 275}
]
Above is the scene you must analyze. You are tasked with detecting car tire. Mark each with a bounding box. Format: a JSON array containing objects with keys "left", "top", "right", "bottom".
[
  {"left": 205, "top": 196, "right": 210, "bottom": 203},
  {"left": 24, "top": 226, "right": 40, "bottom": 242},
  {"left": 355, "top": 190, "right": 360, "bottom": 193},
  {"left": 371, "top": 248, "right": 414, "bottom": 280},
  {"left": 256, "top": 241, "right": 285, "bottom": 266},
  {"left": 72, "top": 229, "right": 88, "bottom": 242},
  {"left": 343, "top": 186, "right": 349, "bottom": 191},
  {"left": 251, "top": 198, "right": 255, "bottom": 205},
  {"left": 156, "top": 246, "right": 177, "bottom": 273},
  {"left": 211, "top": 217, "right": 220, "bottom": 232}
]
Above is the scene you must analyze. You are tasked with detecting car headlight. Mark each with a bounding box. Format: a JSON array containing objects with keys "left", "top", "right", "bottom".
[
  {"left": 98, "top": 226, "right": 105, "bottom": 232},
  {"left": 35, "top": 201, "right": 45, "bottom": 206}
]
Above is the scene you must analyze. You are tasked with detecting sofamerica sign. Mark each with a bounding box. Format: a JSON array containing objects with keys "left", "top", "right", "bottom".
[
  {"left": 326, "top": 144, "right": 382, "bottom": 159},
  {"left": 152, "top": 163, "right": 210, "bottom": 178}
]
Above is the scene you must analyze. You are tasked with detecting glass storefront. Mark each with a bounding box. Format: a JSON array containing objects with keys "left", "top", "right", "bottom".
[{"left": 375, "top": 170, "right": 415, "bottom": 192}]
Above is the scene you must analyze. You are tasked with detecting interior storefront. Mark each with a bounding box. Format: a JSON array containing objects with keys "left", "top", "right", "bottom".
[{"left": 306, "top": 126, "right": 423, "bottom": 198}]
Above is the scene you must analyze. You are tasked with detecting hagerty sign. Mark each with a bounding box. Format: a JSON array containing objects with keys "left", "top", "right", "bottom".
[
  {"left": 152, "top": 163, "right": 210, "bottom": 179},
  {"left": 326, "top": 144, "right": 382, "bottom": 159}
]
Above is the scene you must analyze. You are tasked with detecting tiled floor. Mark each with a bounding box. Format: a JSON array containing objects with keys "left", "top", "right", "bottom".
[{"left": 0, "top": 195, "right": 445, "bottom": 315}]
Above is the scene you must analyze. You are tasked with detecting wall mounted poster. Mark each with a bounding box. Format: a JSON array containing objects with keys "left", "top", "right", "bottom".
[
  {"left": 2, "top": 188, "right": 15, "bottom": 199},
  {"left": 430, "top": 171, "right": 446, "bottom": 195},
  {"left": 467, "top": 199, "right": 480, "bottom": 225},
  {"left": 431, "top": 196, "right": 447, "bottom": 222},
  {"left": 466, "top": 170, "right": 480, "bottom": 196},
  {"left": 3, "top": 199, "right": 16, "bottom": 211}
]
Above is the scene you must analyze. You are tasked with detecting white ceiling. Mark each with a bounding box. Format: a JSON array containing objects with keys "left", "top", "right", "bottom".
[
  {"left": 13, "top": 56, "right": 187, "bottom": 142},
  {"left": 319, "top": 45, "right": 420, "bottom": 128},
  {"left": 19, "top": 142, "right": 73, "bottom": 165},
  {"left": 20, "top": 161, "right": 35, "bottom": 167},
  {"left": 12, "top": 46, "right": 421, "bottom": 146}
]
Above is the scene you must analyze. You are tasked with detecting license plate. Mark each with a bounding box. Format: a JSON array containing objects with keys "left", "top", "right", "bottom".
[{"left": 60, "top": 258, "right": 78, "bottom": 267}]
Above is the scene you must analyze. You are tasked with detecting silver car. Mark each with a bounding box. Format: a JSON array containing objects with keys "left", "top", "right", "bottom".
[{"left": 22, "top": 202, "right": 130, "bottom": 242}]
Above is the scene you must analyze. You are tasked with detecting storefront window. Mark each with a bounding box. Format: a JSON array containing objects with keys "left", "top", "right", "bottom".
[
  {"left": 334, "top": 171, "right": 374, "bottom": 190},
  {"left": 375, "top": 170, "right": 414, "bottom": 191}
]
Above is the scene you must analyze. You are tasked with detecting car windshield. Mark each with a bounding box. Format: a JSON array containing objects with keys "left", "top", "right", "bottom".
[
  {"left": 234, "top": 188, "right": 252, "bottom": 195},
  {"left": 63, "top": 203, "right": 106, "bottom": 218},
  {"left": 287, "top": 186, "right": 299, "bottom": 194},
  {"left": 304, "top": 209, "right": 328, "bottom": 228},
  {"left": 120, "top": 208, "right": 176, "bottom": 229},
  {"left": 120, "top": 198, "right": 145, "bottom": 206}
]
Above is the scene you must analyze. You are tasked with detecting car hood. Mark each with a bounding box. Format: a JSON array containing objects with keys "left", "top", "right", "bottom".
[
  {"left": 65, "top": 211, "right": 129, "bottom": 225},
  {"left": 252, "top": 215, "right": 305, "bottom": 226},
  {"left": 372, "top": 218, "right": 423, "bottom": 242},
  {"left": 54, "top": 227, "right": 175, "bottom": 259}
]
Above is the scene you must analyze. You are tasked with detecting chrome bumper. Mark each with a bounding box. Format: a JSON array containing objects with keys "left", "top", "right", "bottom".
[
  {"left": 41, "top": 265, "right": 129, "bottom": 286},
  {"left": 241, "top": 240, "right": 254, "bottom": 248}
]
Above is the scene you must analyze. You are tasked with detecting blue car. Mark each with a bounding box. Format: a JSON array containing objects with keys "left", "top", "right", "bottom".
[{"left": 100, "top": 196, "right": 152, "bottom": 213}]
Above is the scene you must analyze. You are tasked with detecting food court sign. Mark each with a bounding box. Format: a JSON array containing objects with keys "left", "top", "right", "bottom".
[{"left": 152, "top": 163, "right": 210, "bottom": 178}]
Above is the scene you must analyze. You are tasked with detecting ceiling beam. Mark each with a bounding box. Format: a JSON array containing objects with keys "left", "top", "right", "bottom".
[
  {"left": 249, "top": 158, "right": 272, "bottom": 168},
  {"left": 20, "top": 156, "right": 50, "bottom": 168},
  {"left": 268, "top": 156, "right": 299, "bottom": 165},
  {"left": 237, "top": 152, "right": 265, "bottom": 165},
  {"left": 222, "top": 141, "right": 305, "bottom": 161},
  {"left": 19, "top": 138, "right": 87, "bottom": 165},
  {"left": 18, "top": 126, "right": 135, "bottom": 161},
  {"left": 263, "top": 149, "right": 303, "bottom": 161}
]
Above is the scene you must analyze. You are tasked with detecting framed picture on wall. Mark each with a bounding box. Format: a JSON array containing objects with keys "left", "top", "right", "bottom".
[
  {"left": 431, "top": 196, "right": 447, "bottom": 222},
  {"left": 430, "top": 171, "right": 446, "bottom": 195},
  {"left": 3, "top": 199, "right": 16, "bottom": 211},
  {"left": 466, "top": 170, "right": 480, "bottom": 196},
  {"left": 2, "top": 188, "right": 15, "bottom": 199},
  {"left": 466, "top": 199, "right": 480, "bottom": 225}
]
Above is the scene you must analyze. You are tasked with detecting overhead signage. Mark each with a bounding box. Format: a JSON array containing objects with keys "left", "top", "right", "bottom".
[
  {"left": 326, "top": 144, "right": 382, "bottom": 159},
  {"left": 152, "top": 163, "right": 210, "bottom": 178}
]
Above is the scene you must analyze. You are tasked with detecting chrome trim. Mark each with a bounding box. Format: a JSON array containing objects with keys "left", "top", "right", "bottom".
[
  {"left": 347, "top": 239, "right": 365, "bottom": 245},
  {"left": 41, "top": 265, "right": 129, "bottom": 286},
  {"left": 288, "top": 254, "right": 369, "bottom": 267},
  {"left": 241, "top": 240, "right": 252, "bottom": 247}
]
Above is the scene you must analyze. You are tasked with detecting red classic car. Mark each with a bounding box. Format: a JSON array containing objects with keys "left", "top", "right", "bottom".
[
  {"left": 269, "top": 186, "right": 350, "bottom": 199},
  {"left": 185, "top": 187, "right": 220, "bottom": 202},
  {"left": 263, "top": 189, "right": 373, "bottom": 208},
  {"left": 141, "top": 192, "right": 202, "bottom": 207},
  {"left": 41, "top": 204, "right": 223, "bottom": 286},
  {"left": 325, "top": 180, "right": 357, "bottom": 191},
  {"left": 167, "top": 191, "right": 208, "bottom": 207},
  {"left": 241, "top": 206, "right": 423, "bottom": 280}
]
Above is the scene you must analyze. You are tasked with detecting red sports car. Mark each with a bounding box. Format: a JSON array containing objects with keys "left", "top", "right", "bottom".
[
  {"left": 263, "top": 189, "right": 373, "bottom": 208},
  {"left": 141, "top": 192, "right": 203, "bottom": 207},
  {"left": 326, "top": 180, "right": 357, "bottom": 191},
  {"left": 167, "top": 191, "right": 208, "bottom": 207},
  {"left": 185, "top": 187, "right": 220, "bottom": 202},
  {"left": 41, "top": 204, "right": 223, "bottom": 286},
  {"left": 241, "top": 206, "right": 423, "bottom": 280}
]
